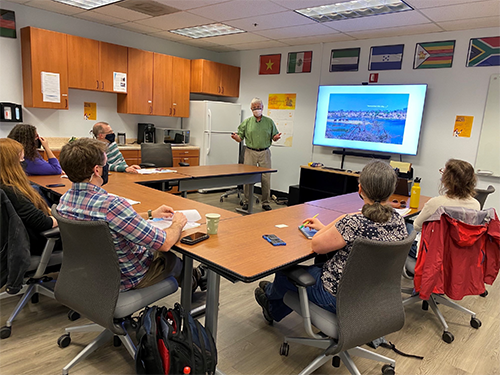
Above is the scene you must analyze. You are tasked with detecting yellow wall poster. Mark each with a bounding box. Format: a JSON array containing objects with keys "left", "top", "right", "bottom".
[
  {"left": 453, "top": 115, "right": 473, "bottom": 137},
  {"left": 84, "top": 102, "right": 97, "bottom": 120},
  {"left": 267, "top": 93, "right": 296, "bottom": 147}
]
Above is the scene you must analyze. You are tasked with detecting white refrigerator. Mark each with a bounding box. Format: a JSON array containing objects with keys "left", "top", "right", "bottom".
[{"left": 184, "top": 101, "right": 242, "bottom": 166}]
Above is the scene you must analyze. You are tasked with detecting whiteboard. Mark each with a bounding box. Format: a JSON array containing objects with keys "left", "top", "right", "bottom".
[{"left": 475, "top": 74, "right": 500, "bottom": 177}]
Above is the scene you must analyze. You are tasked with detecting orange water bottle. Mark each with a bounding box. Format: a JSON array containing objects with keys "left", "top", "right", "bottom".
[{"left": 410, "top": 177, "right": 421, "bottom": 209}]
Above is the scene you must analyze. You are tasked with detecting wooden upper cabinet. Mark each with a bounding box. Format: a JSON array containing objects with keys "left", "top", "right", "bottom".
[
  {"left": 169, "top": 56, "right": 191, "bottom": 118},
  {"left": 67, "top": 35, "right": 127, "bottom": 93},
  {"left": 21, "top": 27, "right": 68, "bottom": 109},
  {"left": 190, "top": 59, "right": 240, "bottom": 97},
  {"left": 152, "top": 53, "right": 173, "bottom": 117},
  {"left": 117, "top": 48, "right": 153, "bottom": 115}
]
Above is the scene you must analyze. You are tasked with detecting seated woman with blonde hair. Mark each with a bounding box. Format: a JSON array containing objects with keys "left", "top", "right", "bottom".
[{"left": 0, "top": 138, "right": 58, "bottom": 255}]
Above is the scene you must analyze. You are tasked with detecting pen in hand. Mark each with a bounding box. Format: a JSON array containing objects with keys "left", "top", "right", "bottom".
[{"left": 300, "top": 214, "right": 319, "bottom": 229}]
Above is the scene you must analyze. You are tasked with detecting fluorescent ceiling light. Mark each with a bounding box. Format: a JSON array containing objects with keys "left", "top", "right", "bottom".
[
  {"left": 52, "top": 0, "right": 123, "bottom": 10},
  {"left": 295, "top": 0, "right": 413, "bottom": 23},
  {"left": 170, "top": 23, "right": 245, "bottom": 39}
]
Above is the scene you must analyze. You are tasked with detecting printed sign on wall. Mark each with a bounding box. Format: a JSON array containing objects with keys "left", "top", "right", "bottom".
[{"left": 267, "top": 93, "right": 296, "bottom": 147}]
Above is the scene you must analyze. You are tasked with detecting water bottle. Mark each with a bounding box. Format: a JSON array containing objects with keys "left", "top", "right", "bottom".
[{"left": 410, "top": 177, "right": 421, "bottom": 209}]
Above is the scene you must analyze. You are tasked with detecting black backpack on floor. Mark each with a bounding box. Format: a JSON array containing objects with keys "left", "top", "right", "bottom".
[{"left": 136, "top": 303, "right": 217, "bottom": 375}]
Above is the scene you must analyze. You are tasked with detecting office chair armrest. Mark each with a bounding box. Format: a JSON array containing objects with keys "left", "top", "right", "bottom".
[
  {"left": 282, "top": 265, "right": 316, "bottom": 287},
  {"left": 41, "top": 227, "right": 60, "bottom": 239},
  {"left": 178, "top": 162, "right": 190, "bottom": 167},
  {"left": 139, "top": 163, "right": 156, "bottom": 168}
]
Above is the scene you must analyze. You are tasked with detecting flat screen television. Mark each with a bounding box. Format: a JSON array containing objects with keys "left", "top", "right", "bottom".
[{"left": 312, "top": 84, "right": 427, "bottom": 155}]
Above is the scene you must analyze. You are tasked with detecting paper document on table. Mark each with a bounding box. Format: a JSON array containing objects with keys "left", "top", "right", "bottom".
[
  {"left": 137, "top": 168, "right": 177, "bottom": 175},
  {"left": 149, "top": 210, "right": 202, "bottom": 232},
  {"left": 395, "top": 208, "right": 411, "bottom": 216},
  {"left": 109, "top": 193, "right": 140, "bottom": 205}
]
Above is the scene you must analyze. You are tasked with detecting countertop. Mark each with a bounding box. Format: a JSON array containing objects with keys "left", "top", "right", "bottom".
[{"left": 42, "top": 137, "right": 199, "bottom": 151}]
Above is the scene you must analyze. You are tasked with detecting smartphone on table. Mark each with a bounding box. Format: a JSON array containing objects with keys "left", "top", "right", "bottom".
[
  {"left": 263, "top": 234, "right": 286, "bottom": 246},
  {"left": 298, "top": 226, "right": 318, "bottom": 240},
  {"left": 46, "top": 183, "right": 65, "bottom": 188},
  {"left": 181, "top": 232, "right": 209, "bottom": 245}
]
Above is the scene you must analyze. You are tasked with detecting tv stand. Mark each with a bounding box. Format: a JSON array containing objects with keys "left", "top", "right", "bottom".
[{"left": 332, "top": 149, "right": 391, "bottom": 169}]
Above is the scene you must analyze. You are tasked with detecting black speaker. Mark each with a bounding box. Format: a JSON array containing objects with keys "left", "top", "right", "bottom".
[{"left": 288, "top": 185, "right": 300, "bottom": 206}]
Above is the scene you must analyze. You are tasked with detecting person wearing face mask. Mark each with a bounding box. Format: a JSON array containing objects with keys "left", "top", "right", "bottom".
[
  {"left": 92, "top": 121, "right": 141, "bottom": 174},
  {"left": 56, "top": 138, "right": 204, "bottom": 292},
  {"left": 7, "top": 124, "right": 62, "bottom": 176},
  {"left": 231, "top": 97, "right": 281, "bottom": 211},
  {"left": 0, "top": 138, "right": 59, "bottom": 256}
]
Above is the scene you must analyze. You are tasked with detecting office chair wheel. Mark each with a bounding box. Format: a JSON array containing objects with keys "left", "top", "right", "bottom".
[
  {"left": 381, "top": 364, "right": 395, "bottom": 375},
  {"left": 57, "top": 334, "right": 71, "bottom": 348},
  {"left": 220, "top": 197, "right": 224, "bottom": 202},
  {"left": 421, "top": 301, "right": 429, "bottom": 310},
  {"left": 480, "top": 290, "right": 488, "bottom": 297},
  {"left": 442, "top": 331, "right": 454, "bottom": 343},
  {"left": 67, "top": 310, "right": 81, "bottom": 321},
  {"left": 256, "top": 198, "right": 260, "bottom": 204},
  {"left": 332, "top": 356, "right": 341, "bottom": 368},
  {"left": 113, "top": 335, "right": 122, "bottom": 347},
  {"left": 0, "top": 326, "right": 12, "bottom": 339},
  {"left": 279, "top": 342, "right": 289, "bottom": 356},
  {"left": 31, "top": 293, "right": 39, "bottom": 304},
  {"left": 470, "top": 317, "right": 482, "bottom": 329}
]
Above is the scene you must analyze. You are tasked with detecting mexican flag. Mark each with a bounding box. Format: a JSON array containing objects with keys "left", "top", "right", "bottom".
[{"left": 288, "top": 51, "right": 312, "bottom": 73}]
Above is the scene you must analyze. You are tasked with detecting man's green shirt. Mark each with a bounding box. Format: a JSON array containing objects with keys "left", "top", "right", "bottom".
[{"left": 237, "top": 115, "right": 279, "bottom": 149}]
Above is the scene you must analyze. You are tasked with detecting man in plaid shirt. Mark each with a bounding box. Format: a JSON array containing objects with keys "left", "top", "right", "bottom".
[{"left": 56, "top": 138, "right": 187, "bottom": 291}]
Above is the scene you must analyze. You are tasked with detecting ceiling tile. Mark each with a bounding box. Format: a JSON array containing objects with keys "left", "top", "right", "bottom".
[
  {"left": 24, "top": 0, "right": 86, "bottom": 15},
  {"left": 135, "top": 11, "right": 214, "bottom": 30},
  {"left": 269, "top": 0, "right": 349, "bottom": 10},
  {"left": 187, "top": 0, "right": 288, "bottom": 22},
  {"left": 255, "top": 23, "right": 339, "bottom": 39},
  {"left": 406, "top": 0, "right": 492, "bottom": 9},
  {"left": 92, "top": 4, "right": 151, "bottom": 21},
  {"left": 438, "top": 16, "right": 500, "bottom": 31},
  {"left": 346, "top": 23, "right": 442, "bottom": 39},
  {"left": 203, "top": 44, "right": 240, "bottom": 52},
  {"left": 115, "top": 21, "right": 162, "bottom": 33},
  {"left": 204, "top": 32, "right": 270, "bottom": 45},
  {"left": 74, "top": 11, "right": 127, "bottom": 25},
  {"left": 322, "top": 9, "right": 432, "bottom": 32},
  {"left": 280, "top": 33, "right": 355, "bottom": 46},
  {"left": 149, "top": 30, "right": 192, "bottom": 41},
  {"left": 419, "top": 0, "right": 500, "bottom": 22},
  {"left": 228, "top": 40, "right": 289, "bottom": 50},
  {"left": 225, "top": 10, "right": 315, "bottom": 32},
  {"left": 153, "top": 0, "right": 230, "bottom": 11}
]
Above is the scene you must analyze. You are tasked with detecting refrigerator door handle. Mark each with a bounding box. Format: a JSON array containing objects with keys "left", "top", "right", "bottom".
[{"left": 206, "top": 109, "right": 212, "bottom": 156}]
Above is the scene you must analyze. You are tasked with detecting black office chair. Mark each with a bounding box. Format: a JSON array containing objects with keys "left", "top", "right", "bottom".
[
  {"left": 139, "top": 143, "right": 189, "bottom": 168},
  {"left": 279, "top": 232, "right": 416, "bottom": 375},
  {"left": 474, "top": 185, "right": 495, "bottom": 209},
  {"left": 0, "top": 189, "right": 63, "bottom": 339},
  {"left": 52, "top": 207, "right": 179, "bottom": 375}
]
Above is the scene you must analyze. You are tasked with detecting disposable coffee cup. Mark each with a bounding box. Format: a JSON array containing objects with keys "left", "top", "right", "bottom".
[{"left": 206, "top": 213, "right": 221, "bottom": 235}]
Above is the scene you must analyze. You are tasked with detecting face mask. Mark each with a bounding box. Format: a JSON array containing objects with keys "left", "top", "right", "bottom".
[
  {"left": 101, "top": 164, "right": 109, "bottom": 186},
  {"left": 252, "top": 109, "right": 262, "bottom": 117},
  {"left": 105, "top": 133, "right": 116, "bottom": 143}
]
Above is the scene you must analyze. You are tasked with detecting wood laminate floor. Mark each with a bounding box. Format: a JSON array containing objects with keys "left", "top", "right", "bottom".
[{"left": 1, "top": 191, "right": 498, "bottom": 375}]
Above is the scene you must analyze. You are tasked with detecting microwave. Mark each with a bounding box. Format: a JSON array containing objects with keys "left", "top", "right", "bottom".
[{"left": 157, "top": 128, "right": 190, "bottom": 145}]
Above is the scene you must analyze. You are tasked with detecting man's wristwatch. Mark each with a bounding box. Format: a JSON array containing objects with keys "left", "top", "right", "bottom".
[{"left": 148, "top": 209, "right": 153, "bottom": 220}]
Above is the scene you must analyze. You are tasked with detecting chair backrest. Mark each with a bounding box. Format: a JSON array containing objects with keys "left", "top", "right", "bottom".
[
  {"left": 474, "top": 185, "right": 495, "bottom": 209},
  {"left": 141, "top": 143, "right": 173, "bottom": 168},
  {"left": 335, "top": 231, "right": 416, "bottom": 351},
  {"left": 52, "top": 207, "right": 122, "bottom": 334}
]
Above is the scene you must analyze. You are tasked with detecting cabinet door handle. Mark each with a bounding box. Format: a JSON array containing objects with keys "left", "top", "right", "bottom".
[
  {"left": 96, "top": 80, "right": 99, "bottom": 89},
  {"left": 173, "top": 108, "right": 175, "bottom": 116},
  {"left": 101, "top": 81, "right": 104, "bottom": 90},
  {"left": 150, "top": 106, "right": 152, "bottom": 114},
  {"left": 65, "top": 99, "right": 68, "bottom": 108},
  {"left": 169, "top": 108, "right": 172, "bottom": 115},
  {"left": 222, "top": 86, "right": 224, "bottom": 94}
]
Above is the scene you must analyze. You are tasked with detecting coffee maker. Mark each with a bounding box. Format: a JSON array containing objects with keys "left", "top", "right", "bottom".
[{"left": 137, "top": 123, "right": 156, "bottom": 144}]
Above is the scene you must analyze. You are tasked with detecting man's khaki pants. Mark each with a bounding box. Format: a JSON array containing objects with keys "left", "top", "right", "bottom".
[{"left": 243, "top": 148, "right": 272, "bottom": 205}]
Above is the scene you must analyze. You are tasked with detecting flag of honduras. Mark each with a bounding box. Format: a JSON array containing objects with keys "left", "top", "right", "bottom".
[{"left": 369, "top": 44, "right": 404, "bottom": 71}]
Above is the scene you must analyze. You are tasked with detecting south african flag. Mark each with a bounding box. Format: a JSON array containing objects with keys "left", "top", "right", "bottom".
[{"left": 467, "top": 36, "right": 500, "bottom": 67}]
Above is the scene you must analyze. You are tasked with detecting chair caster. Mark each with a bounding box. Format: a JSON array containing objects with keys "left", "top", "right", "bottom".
[
  {"left": 0, "top": 326, "right": 12, "bottom": 339},
  {"left": 68, "top": 310, "right": 81, "bottom": 321},
  {"left": 113, "top": 335, "right": 122, "bottom": 347},
  {"left": 382, "top": 364, "right": 395, "bottom": 375},
  {"left": 421, "top": 301, "right": 429, "bottom": 311},
  {"left": 332, "top": 356, "right": 341, "bottom": 368},
  {"left": 31, "top": 293, "right": 39, "bottom": 304},
  {"left": 442, "top": 331, "right": 454, "bottom": 343},
  {"left": 220, "top": 197, "right": 224, "bottom": 202},
  {"left": 58, "top": 333, "right": 71, "bottom": 348},
  {"left": 256, "top": 198, "right": 260, "bottom": 204},
  {"left": 279, "top": 342, "right": 289, "bottom": 356},
  {"left": 470, "top": 317, "right": 482, "bottom": 329},
  {"left": 480, "top": 290, "right": 488, "bottom": 297}
]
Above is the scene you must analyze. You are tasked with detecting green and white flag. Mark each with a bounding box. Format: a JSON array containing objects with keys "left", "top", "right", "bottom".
[{"left": 287, "top": 51, "right": 312, "bottom": 73}]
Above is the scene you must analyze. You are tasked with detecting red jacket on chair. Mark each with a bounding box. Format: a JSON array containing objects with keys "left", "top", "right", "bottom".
[{"left": 414, "top": 206, "right": 500, "bottom": 301}]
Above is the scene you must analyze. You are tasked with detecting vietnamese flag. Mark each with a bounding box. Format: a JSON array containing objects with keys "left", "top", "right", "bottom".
[{"left": 259, "top": 54, "right": 281, "bottom": 75}]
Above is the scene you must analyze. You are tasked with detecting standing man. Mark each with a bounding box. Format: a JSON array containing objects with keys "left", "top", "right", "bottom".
[
  {"left": 231, "top": 98, "right": 281, "bottom": 211},
  {"left": 92, "top": 121, "right": 140, "bottom": 174}
]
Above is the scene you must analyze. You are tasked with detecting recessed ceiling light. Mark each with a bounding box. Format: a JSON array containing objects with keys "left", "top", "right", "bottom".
[
  {"left": 170, "top": 23, "right": 246, "bottom": 39},
  {"left": 295, "top": 0, "right": 413, "bottom": 23},
  {"left": 52, "top": 0, "right": 123, "bottom": 10}
]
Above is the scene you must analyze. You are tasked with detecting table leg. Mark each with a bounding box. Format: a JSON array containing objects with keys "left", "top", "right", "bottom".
[
  {"left": 247, "top": 183, "right": 254, "bottom": 214},
  {"left": 181, "top": 255, "right": 193, "bottom": 312},
  {"left": 205, "top": 269, "right": 220, "bottom": 343}
]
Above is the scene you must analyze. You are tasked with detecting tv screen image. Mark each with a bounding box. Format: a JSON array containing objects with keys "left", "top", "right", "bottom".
[{"left": 313, "top": 84, "right": 427, "bottom": 155}]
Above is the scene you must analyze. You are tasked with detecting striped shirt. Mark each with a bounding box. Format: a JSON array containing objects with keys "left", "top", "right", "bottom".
[
  {"left": 57, "top": 183, "right": 166, "bottom": 291},
  {"left": 106, "top": 142, "right": 128, "bottom": 172}
]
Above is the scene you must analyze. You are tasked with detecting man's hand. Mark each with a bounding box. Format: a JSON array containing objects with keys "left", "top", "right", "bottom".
[
  {"left": 171, "top": 212, "right": 188, "bottom": 229},
  {"left": 125, "top": 165, "right": 141, "bottom": 174},
  {"left": 231, "top": 132, "right": 242, "bottom": 142},
  {"left": 152, "top": 205, "right": 175, "bottom": 219},
  {"left": 159, "top": 211, "right": 188, "bottom": 251},
  {"left": 273, "top": 133, "right": 282, "bottom": 142}
]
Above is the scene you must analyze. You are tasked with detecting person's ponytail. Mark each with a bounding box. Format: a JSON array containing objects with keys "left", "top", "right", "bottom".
[{"left": 361, "top": 201, "right": 393, "bottom": 223}]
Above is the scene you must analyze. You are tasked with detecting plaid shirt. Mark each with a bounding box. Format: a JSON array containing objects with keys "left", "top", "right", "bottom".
[{"left": 57, "top": 183, "right": 166, "bottom": 291}]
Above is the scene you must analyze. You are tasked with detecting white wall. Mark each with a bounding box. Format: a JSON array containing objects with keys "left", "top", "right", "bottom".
[
  {"left": 233, "top": 28, "right": 500, "bottom": 211},
  {"left": 0, "top": 0, "right": 222, "bottom": 140}
]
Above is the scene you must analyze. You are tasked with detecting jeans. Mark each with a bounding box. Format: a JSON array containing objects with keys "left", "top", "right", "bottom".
[{"left": 265, "top": 265, "right": 337, "bottom": 322}]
